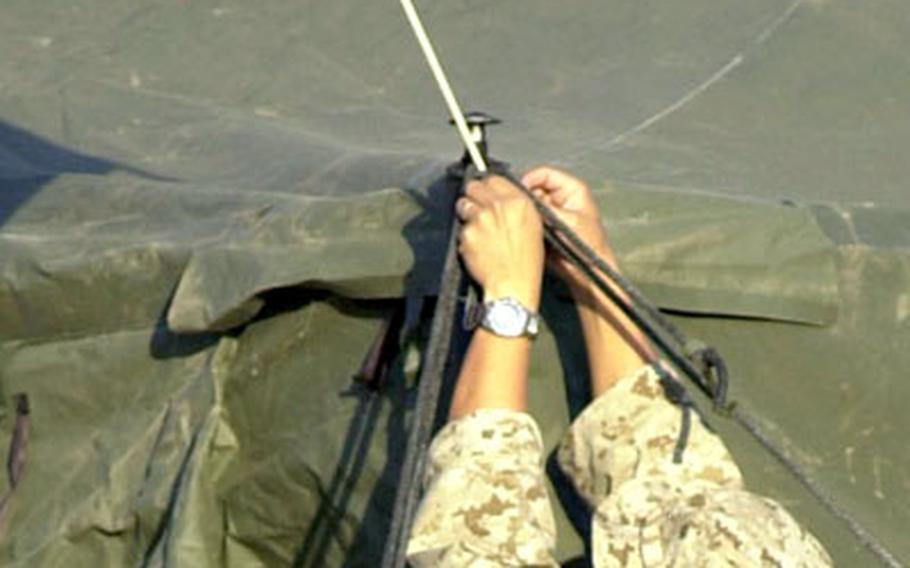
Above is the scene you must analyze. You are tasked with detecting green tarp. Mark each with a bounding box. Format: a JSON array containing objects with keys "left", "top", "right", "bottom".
[{"left": 1, "top": 1, "right": 908, "bottom": 565}]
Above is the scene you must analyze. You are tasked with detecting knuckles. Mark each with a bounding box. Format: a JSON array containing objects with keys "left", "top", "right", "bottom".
[
  {"left": 462, "top": 176, "right": 543, "bottom": 233},
  {"left": 459, "top": 224, "right": 479, "bottom": 245}
]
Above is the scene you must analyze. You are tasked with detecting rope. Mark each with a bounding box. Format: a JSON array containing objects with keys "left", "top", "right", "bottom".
[
  {"left": 732, "top": 408, "right": 904, "bottom": 568},
  {"left": 381, "top": 184, "right": 466, "bottom": 568}
]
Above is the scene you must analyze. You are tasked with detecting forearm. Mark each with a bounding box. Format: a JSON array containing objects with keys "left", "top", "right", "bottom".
[
  {"left": 448, "top": 329, "right": 531, "bottom": 420},
  {"left": 448, "top": 267, "right": 540, "bottom": 420},
  {"left": 571, "top": 254, "right": 656, "bottom": 396}
]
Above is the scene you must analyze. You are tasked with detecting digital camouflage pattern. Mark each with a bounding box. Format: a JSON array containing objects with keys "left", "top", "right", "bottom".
[
  {"left": 408, "top": 365, "right": 832, "bottom": 567},
  {"left": 407, "top": 409, "right": 557, "bottom": 566}
]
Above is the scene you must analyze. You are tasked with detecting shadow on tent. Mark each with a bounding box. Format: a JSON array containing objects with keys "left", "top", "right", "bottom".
[
  {"left": 293, "top": 171, "right": 469, "bottom": 566},
  {"left": 0, "top": 119, "right": 166, "bottom": 228}
]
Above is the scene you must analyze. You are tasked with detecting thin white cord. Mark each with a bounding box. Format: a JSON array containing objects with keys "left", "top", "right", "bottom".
[{"left": 399, "top": 0, "right": 488, "bottom": 173}]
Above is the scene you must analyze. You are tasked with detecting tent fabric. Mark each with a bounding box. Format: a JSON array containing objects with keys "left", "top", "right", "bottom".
[{"left": 1, "top": 0, "right": 908, "bottom": 566}]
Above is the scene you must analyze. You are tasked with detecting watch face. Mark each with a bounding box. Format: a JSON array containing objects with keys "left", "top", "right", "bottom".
[{"left": 487, "top": 301, "right": 526, "bottom": 337}]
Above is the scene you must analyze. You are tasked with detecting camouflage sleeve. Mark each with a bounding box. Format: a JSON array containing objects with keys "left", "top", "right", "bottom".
[
  {"left": 557, "top": 364, "right": 833, "bottom": 567},
  {"left": 406, "top": 408, "right": 559, "bottom": 567}
]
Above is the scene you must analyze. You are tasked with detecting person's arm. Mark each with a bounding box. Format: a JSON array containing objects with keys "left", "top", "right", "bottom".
[
  {"left": 521, "top": 167, "right": 655, "bottom": 396},
  {"left": 407, "top": 174, "right": 558, "bottom": 567},
  {"left": 569, "top": 268, "right": 655, "bottom": 395},
  {"left": 524, "top": 166, "right": 832, "bottom": 566},
  {"left": 448, "top": 174, "right": 544, "bottom": 419}
]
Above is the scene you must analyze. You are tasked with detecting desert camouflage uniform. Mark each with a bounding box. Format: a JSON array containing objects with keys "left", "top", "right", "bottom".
[{"left": 407, "top": 364, "right": 832, "bottom": 567}]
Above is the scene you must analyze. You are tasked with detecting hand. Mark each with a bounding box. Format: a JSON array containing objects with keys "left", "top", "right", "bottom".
[
  {"left": 456, "top": 175, "right": 545, "bottom": 310},
  {"left": 523, "top": 167, "right": 653, "bottom": 391},
  {"left": 521, "top": 166, "right": 617, "bottom": 297}
]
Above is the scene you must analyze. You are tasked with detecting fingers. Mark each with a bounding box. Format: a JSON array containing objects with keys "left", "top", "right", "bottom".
[
  {"left": 465, "top": 170, "right": 584, "bottom": 206},
  {"left": 457, "top": 174, "right": 539, "bottom": 257},
  {"left": 464, "top": 179, "right": 489, "bottom": 205},
  {"left": 465, "top": 175, "right": 523, "bottom": 205},
  {"left": 456, "top": 222, "right": 473, "bottom": 255},
  {"left": 521, "top": 166, "right": 582, "bottom": 191},
  {"left": 531, "top": 187, "right": 551, "bottom": 205},
  {"left": 455, "top": 199, "right": 484, "bottom": 259},
  {"left": 460, "top": 175, "right": 520, "bottom": 224},
  {"left": 521, "top": 166, "right": 586, "bottom": 205},
  {"left": 455, "top": 196, "right": 480, "bottom": 223}
]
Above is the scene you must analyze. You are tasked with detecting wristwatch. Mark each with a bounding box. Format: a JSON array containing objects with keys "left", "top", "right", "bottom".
[{"left": 469, "top": 296, "right": 539, "bottom": 338}]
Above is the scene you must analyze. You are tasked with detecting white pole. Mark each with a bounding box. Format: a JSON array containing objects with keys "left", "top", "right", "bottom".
[{"left": 399, "top": 0, "right": 488, "bottom": 173}]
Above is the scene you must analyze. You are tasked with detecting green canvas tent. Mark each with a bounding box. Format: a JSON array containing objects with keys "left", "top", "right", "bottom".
[{"left": 0, "top": 0, "right": 908, "bottom": 565}]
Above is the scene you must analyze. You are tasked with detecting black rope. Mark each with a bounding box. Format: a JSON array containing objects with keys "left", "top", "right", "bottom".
[
  {"left": 687, "top": 344, "right": 730, "bottom": 413},
  {"left": 731, "top": 408, "right": 904, "bottom": 568},
  {"left": 381, "top": 181, "right": 466, "bottom": 568}
]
